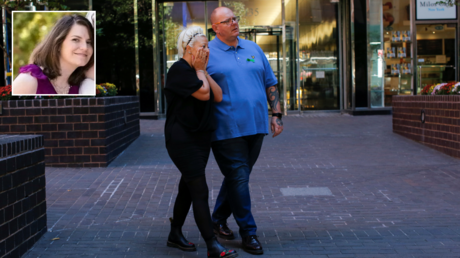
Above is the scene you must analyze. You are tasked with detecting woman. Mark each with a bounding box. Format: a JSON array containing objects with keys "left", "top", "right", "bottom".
[
  {"left": 164, "top": 26, "right": 237, "bottom": 258},
  {"left": 13, "top": 14, "right": 94, "bottom": 95}
]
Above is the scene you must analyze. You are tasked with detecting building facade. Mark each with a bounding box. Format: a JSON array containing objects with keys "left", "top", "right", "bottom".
[{"left": 34, "top": 0, "right": 460, "bottom": 115}]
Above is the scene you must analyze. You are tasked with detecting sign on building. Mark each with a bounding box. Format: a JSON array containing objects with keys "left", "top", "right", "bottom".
[{"left": 416, "top": 1, "right": 457, "bottom": 20}]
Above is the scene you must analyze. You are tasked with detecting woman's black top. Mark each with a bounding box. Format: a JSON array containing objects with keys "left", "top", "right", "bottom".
[{"left": 164, "top": 58, "right": 215, "bottom": 143}]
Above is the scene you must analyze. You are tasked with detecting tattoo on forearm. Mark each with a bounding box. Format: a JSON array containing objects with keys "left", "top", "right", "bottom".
[
  {"left": 267, "top": 86, "right": 280, "bottom": 112},
  {"left": 276, "top": 117, "right": 283, "bottom": 126}
]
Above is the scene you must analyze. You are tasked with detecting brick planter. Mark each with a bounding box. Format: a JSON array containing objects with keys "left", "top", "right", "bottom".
[
  {"left": 0, "top": 96, "right": 140, "bottom": 167},
  {"left": 393, "top": 95, "right": 460, "bottom": 159},
  {"left": 0, "top": 135, "right": 46, "bottom": 258}
]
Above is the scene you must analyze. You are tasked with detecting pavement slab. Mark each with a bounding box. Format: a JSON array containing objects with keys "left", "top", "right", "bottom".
[{"left": 22, "top": 115, "right": 460, "bottom": 258}]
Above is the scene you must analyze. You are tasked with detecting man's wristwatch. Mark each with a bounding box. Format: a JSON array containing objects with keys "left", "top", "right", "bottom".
[{"left": 272, "top": 113, "right": 282, "bottom": 119}]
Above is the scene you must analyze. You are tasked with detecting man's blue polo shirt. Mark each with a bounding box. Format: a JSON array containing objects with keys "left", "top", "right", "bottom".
[{"left": 207, "top": 36, "right": 278, "bottom": 142}]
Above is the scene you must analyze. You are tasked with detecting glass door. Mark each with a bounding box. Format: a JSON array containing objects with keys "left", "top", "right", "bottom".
[
  {"left": 367, "top": 0, "right": 385, "bottom": 108},
  {"left": 208, "top": 26, "right": 291, "bottom": 112},
  {"left": 297, "top": 0, "right": 340, "bottom": 110},
  {"left": 241, "top": 27, "right": 283, "bottom": 105}
]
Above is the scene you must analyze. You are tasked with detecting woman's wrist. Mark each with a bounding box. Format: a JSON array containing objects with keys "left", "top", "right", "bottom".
[{"left": 196, "top": 70, "right": 207, "bottom": 75}]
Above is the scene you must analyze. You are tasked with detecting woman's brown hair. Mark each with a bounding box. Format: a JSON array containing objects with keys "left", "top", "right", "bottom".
[{"left": 29, "top": 14, "right": 94, "bottom": 86}]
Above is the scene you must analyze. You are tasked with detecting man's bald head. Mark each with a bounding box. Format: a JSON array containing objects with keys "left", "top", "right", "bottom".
[
  {"left": 210, "top": 6, "right": 239, "bottom": 45},
  {"left": 210, "top": 6, "right": 234, "bottom": 25}
]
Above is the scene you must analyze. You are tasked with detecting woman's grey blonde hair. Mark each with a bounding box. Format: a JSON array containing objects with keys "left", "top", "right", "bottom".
[{"left": 177, "top": 26, "right": 206, "bottom": 58}]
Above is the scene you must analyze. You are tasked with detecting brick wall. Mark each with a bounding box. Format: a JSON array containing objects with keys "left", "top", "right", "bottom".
[
  {"left": 0, "top": 135, "right": 46, "bottom": 258},
  {"left": 0, "top": 96, "right": 140, "bottom": 167},
  {"left": 393, "top": 95, "right": 460, "bottom": 159}
]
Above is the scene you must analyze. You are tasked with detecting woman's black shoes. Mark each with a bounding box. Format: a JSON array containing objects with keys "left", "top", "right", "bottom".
[
  {"left": 206, "top": 236, "right": 238, "bottom": 258},
  {"left": 166, "top": 239, "right": 196, "bottom": 252},
  {"left": 167, "top": 218, "right": 197, "bottom": 252},
  {"left": 167, "top": 218, "right": 238, "bottom": 257}
]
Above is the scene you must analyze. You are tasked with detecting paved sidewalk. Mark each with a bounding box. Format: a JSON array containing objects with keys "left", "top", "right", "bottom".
[{"left": 23, "top": 115, "right": 460, "bottom": 258}]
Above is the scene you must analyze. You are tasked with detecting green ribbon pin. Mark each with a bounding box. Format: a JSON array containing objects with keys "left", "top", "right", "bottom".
[{"left": 246, "top": 58, "right": 255, "bottom": 63}]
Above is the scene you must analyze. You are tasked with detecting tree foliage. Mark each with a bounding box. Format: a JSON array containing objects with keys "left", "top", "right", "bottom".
[
  {"left": 163, "top": 5, "right": 181, "bottom": 50},
  {"left": 1, "top": 1, "right": 69, "bottom": 81},
  {"left": 93, "top": 0, "right": 153, "bottom": 94},
  {"left": 1, "top": 0, "right": 69, "bottom": 11},
  {"left": 435, "top": 0, "right": 460, "bottom": 5},
  {"left": 96, "top": 0, "right": 152, "bottom": 49},
  {"left": 223, "top": 1, "right": 248, "bottom": 27}
]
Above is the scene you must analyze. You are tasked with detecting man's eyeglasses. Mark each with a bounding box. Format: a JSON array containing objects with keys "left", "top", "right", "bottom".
[{"left": 213, "top": 16, "right": 240, "bottom": 26}]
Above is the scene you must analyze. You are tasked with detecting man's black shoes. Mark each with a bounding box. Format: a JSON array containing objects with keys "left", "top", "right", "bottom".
[
  {"left": 213, "top": 223, "right": 263, "bottom": 255},
  {"left": 242, "top": 235, "right": 263, "bottom": 255},
  {"left": 213, "top": 222, "right": 235, "bottom": 240}
]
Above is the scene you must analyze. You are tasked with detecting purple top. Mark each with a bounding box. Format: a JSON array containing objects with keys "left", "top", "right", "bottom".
[{"left": 19, "top": 64, "right": 79, "bottom": 94}]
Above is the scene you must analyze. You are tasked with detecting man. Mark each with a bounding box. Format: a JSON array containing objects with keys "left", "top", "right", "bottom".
[{"left": 207, "top": 6, "right": 284, "bottom": 255}]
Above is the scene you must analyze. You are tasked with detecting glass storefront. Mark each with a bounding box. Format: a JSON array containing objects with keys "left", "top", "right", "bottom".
[
  {"left": 381, "top": 0, "right": 413, "bottom": 106},
  {"left": 152, "top": 0, "right": 341, "bottom": 114},
  {"left": 86, "top": 0, "right": 460, "bottom": 114},
  {"left": 367, "top": 0, "right": 459, "bottom": 107},
  {"left": 157, "top": 0, "right": 296, "bottom": 113},
  {"left": 416, "top": 24, "right": 457, "bottom": 94},
  {"left": 6, "top": 0, "right": 460, "bottom": 114}
]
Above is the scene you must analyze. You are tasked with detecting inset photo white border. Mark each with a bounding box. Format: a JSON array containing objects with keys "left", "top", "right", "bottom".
[{"left": 12, "top": 11, "right": 96, "bottom": 96}]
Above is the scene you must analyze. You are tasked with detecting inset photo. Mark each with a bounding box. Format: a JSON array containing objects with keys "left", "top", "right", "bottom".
[{"left": 12, "top": 11, "right": 96, "bottom": 96}]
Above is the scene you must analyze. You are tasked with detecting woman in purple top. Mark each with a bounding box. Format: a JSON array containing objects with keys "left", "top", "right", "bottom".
[{"left": 13, "top": 14, "right": 94, "bottom": 95}]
